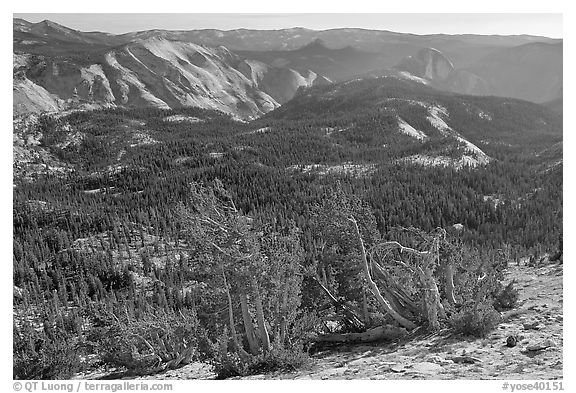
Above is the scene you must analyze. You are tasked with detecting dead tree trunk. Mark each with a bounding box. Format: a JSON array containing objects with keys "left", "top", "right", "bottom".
[
  {"left": 251, "top": 278, "right": 271, "bottom": 353},
  {"left": 349, "top": 217, "right": 417, "bottom": 330},
  {"left": 444, "top": 261, "right": 457, "bottom": 307},
  {"left": 417, "top": 267, "right": 440, "bottom": 330},
  {"left": 222, "top": 268, "right": 250, "bottom": 361},
  {"left": 316, "top": 325, "right": 407, "bottom": 343},
  {"left": 279, "top": 285, "right": 289, "bottom": 344},
  {"left": 416, "top": 241, "right": 446, "bottom": 331},
  {"left": 371, "top": 260, "right": 421, "bottom": 321},
  {"left": 431, "top": 247, "right": 448, "bottom": 320},
  {"left": 239, "top": 292, "right": 260, "bottom": 355},
  {"left": 369, "top": 232, "right": 451, "bottom": 331},
  {"left": 320, "top": 265, "right": 328, "bottom": 287}
]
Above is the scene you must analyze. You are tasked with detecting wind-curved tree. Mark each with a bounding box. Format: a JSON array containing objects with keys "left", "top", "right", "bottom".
[{"left": 177, "top": 180, "right": 305, "bottom": 359}]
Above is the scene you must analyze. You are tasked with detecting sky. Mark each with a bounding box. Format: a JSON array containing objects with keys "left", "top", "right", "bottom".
[{"left": 13, "top": 13, "right": 563, "bottom": 38}]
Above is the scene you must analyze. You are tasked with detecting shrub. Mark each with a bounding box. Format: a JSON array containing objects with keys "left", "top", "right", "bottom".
[
  {"left": 213, "top": 352, "right": 248, "bottom": 379},
  {"left": 288, "top": 309, "right": 323, "bottom": 349},
  {"left": 449, "top": 300, "right": 502, "bottom": 338},
  {"left": 212, "top": 330, "right": 248, "bottom": 379},
  {"left": 13, "top": 323, "right": 80, "bottom": 379},
  {"left": 493, "top": 280, "right": 519, "bottom": 311},
  {"left": 247, "top": 346, "right": 309, "bottom": 374},
  {"left": 213, "top": 346, "right": 309, "bottom": 379},
  {"left": 194, "top": 326, "right": 218, "bottom": 361},
  {"left": 211, "top": 327, "right": 309, "bottom": 379},
  {"left": 94, "top": 309, "right": 201, "bottom": 375}
]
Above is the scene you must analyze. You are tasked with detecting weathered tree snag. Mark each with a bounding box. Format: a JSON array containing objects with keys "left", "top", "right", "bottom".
[
  {"left": 279, "top": 286, "right": 289, "bottom": 344},
  {"left": 316, "top": 325, "right": 407, "bottom": 343},
  {"left": 415, "top": 240, "right": 446, "bottom": 330},
  {"left": 278, "top": 316, "right": 287, "bottom": 346},
  {"left": 349, "top": 217, "right": 417, "bottom": 330},
  {"left": 371, "top": 235, "right": 449, "bottom": 331},
  {"left": 251, "top": 278, "right": 271, "bottom": 352},
  {"left": 430, "top": 237, "right": 448, "bottom": 320},
  {"left": 222, "top": 268, "right": 250, "bottom": 361},
  {"left": 444, "top": 261, "right": 457, "bottom": 306},
  {"left": 320, "top": 265, "right": 328, "bottom": 287},
  {"left": 239, "top": 292, "right": 260, "bottom": 355},
  {"left": 418, "top": 267, "right": 440, "bottom": 330},
  {"left": 381, "top": 285, "right": 417, "bottom": 322},
  {"left": 370, "top": 261, "right": 421, "bottom": 320}
]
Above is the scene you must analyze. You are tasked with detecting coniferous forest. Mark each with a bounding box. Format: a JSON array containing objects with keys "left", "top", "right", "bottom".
[{"left": 13, "top": 77, "right": 562, "bottom": 379}]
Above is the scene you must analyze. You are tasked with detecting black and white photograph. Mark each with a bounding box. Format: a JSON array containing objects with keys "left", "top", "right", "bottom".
[{"left": 10, "top": 6, "right": 566, "bottom": 388}]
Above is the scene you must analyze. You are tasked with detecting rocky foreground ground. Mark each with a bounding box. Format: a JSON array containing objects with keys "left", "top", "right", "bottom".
[{"left": 132, "top": 260, "right": 563, "bottom": 380}]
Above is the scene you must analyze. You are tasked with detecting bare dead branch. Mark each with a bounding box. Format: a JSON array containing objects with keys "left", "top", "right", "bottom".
[{"left": 348, "top": 216, "right": 417, "bottom": 330}]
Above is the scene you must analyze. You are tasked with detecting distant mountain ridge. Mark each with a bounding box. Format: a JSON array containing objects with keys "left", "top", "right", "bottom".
[
  {"left": 15, "top": 18, "right": 558, "bottom": 48},
  {"left": 237, "top": 38, "right": 391, "bottom": 82},
  {"left": 13, "top": 18, "right": 563, "bottom": 117},
  {"left": 389, "top": 48, "right": 491, "bottom": 97},
  {"left": 13, "top": 36, "right": 326, "bottom": 119},
  {"left": 383, "top": 45, "right": 561, "bottom": 103},
  {"left": 464, "top": 42, "right": 563, "bottom": 103},
  {"left": 396, "top": 48, "right": 455, "bottom": 82},
  {"left": 265, "top": 76, "right": 561, "bottom": 169}
]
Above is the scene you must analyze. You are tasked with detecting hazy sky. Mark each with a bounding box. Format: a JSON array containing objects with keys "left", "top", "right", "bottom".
[{"left": 14, "top": 13, "right": 562, "bottom": 38}]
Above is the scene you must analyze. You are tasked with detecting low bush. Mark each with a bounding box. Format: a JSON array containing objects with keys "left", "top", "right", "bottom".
[
  {"left": 93, "top": 309, "right": 201, "bottom": 375},
  {"left": 493, "top": 280, "right": 519, "bottom": 311},
  {"left": 247, "top": 346, "right": 309, "bottom": 374},
  {"left": 213, "top": 346, "right": 309, "bottom": 379},
  {"left": 212, "top": 326, "right": 309, "bottom": 379},
  {"left": 449, "top": 300, "right": 502, "bottom": 338},
  {"left": 13, "top": 323, "right": 80, "bottom": 379}
]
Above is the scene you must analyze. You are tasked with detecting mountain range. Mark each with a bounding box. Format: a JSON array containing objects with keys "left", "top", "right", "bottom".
[{"left": 13, "top": 18, "right": 562, "bottom": 119}]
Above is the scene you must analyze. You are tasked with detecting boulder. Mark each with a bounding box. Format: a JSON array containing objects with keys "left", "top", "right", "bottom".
[
  {"left": 448, "top": 355, "right": 482, "bottom": 364},
  {"left": 522, "top": 321, "right": 540, "bottom": 330},
  {"left": 408, "top": 362, "right": 444, "bottom": 374},
  {"left": 526, "top": 339, "right": 557, "bottom": 352}
]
